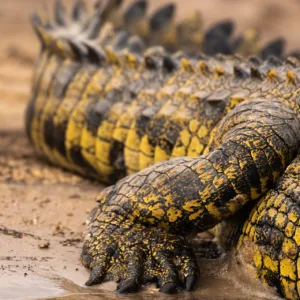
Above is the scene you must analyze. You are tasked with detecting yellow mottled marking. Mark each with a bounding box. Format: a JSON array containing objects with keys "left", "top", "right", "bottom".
[
  {"left": 187, "top": 136, "right": 204, "bottom": 157},
  {"left": 280, "top": 258, "right": 296, "bottom": 281},
  {"left": 267, "top": 69, "right": 278, "bottom": 81},
  {"left": 268, "top": 208, "right": 277, "bottom": 219},
  {"left": 282, "top": 238, "right": 297, "bottom": 259},
  {"left": 154, "top": 146, "right": 169, "bottom": 163},
  {"left": 294, "top": 227, "right": 300, "bottom": 246},
  {"left": 198, "top": 61, "right": 210, "bottom": 74},
  {"left": 250, "top": 188, "right": 260, "bottom": 200},
  {"left": 264, "top": 255, "right": 278, "bottom": 273},
  {"left": 81, "top": 128, "right": 97, "bottom": 169},
  {"left": 206, "top": 203, "right": 222, "bottom": 220},
  {"left": 274, "top": 195, "right": 284, "bottom": 208},
  {"left": 139, "top": 136, "right": 154, "bottom": 170},
  {"left": 249, "top": 226, "right": 256, "bottom": 239},
  {"left": 228, "top": 96, "right": 245, "bottom": 109},
  {"left": 214, "top": 66, "right": 225, "bottom": 77},
  {"left": 286, "top": 71, "right": 297, "bottom": 85},
  {"left": 197, "top": 125, "right": 208, "bottom": 138},
  {"left": 226, "top": 197, "right": 242, "bottom": 214},
  {"left": 180, "top": 129, "right": 191, "bottom": 147},
  {"left": 281, "top": 278, "right": 297, "bottom": 300},
  {"left": 189, "top": 120, "right": 200, "bottom": 133},
  {"left": 285, "top": 222, "right": 295, "bottom": 238},
  {"left": 181, "top": 58, "right": 195, "bottom": 72},
  {"left": 253, "top": 250, "right": 262, "bottom": 269},
  {"left": 183, "top": 200, "right": 200, "bottom": 212},
  {"left": 149, "top": 203, "right": 165, "bottom": 220},
  {"left": 189, "top": 209, "right": 204, "bottom": 221},
  {"left": 213, "top": 175, "right": 226, "bottom": 189},
  {"left": 289, "top": 211, "right": 299, "bottom": 224},
  {"left": 167, "top": 207, "right": 183, "bottom": 222},
  {"left": 105, "top": 48, "right": 121, "bottom": 65},
  {"left": 275, "top": 213, "right": 287, "bottom": 229}
]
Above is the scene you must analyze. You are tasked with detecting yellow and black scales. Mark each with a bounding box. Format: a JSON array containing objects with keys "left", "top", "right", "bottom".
[{"left": 25, "top": 0, "right": 300, "bottom": 298}]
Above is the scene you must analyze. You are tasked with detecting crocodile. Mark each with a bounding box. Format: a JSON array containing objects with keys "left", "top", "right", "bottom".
[{"left": 26, "top": 1, "right": 300, "bottom": 299}]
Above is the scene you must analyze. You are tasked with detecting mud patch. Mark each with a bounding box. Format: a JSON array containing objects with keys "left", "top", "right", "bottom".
[{"left": 0, "top": 274, "right": 65, "bottom": 300}]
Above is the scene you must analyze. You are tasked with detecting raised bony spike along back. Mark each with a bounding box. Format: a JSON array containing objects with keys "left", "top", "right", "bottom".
[{"left": 31, "top": 0, "right": 299, "bottom": 58}]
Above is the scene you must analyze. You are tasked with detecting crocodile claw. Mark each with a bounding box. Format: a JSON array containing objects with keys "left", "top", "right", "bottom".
[{"left": 81, "top": 208, "right": 199, "bottom": 293}]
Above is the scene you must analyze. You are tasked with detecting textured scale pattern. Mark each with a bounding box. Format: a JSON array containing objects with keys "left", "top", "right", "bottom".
[
  {"left": 238, "top": 157, "right": 300, "bottom": 299},
  {"left": 26, "top": 1, "right": 300, "bottom": 298}
]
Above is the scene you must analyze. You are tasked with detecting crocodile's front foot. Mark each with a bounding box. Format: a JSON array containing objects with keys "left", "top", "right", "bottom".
[{"left": 81, "top": 205, "right": 199, "bottom": 294}]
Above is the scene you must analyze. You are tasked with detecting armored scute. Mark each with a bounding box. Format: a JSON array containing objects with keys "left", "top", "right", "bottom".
[{"left": 26, "top": 1, "right": 300, "bottom": 299}]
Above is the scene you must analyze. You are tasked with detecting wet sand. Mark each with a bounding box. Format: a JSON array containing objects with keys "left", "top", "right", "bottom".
[{"left": 1, "top": 0, "right": 299, "bottom": 299}]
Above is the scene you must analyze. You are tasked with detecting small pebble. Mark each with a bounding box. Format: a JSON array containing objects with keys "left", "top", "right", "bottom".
[{"left": 38, "top": 241, "right": 50, "bottom": 249}]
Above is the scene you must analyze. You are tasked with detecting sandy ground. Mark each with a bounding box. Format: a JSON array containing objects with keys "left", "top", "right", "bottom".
[{"left": 1, "top": 0, "right": 300, "bottom": 299}]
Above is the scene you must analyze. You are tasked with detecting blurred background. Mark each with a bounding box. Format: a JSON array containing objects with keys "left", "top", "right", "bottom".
[{"left": 1, "top": 0, "right": 300, "bottom": 131}]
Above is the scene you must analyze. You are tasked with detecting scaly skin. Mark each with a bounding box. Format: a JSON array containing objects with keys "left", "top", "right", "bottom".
[
  {"left": 26, "top": 1, "right": 300, "bottom": 298},
  {"left": 237, "top": 156, "right": 300, "bottom": 299},
  {"left": 81, "top": 99, "right": 300, "bottom": 294}
]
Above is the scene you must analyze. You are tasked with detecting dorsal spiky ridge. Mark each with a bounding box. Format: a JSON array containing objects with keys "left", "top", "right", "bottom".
[
  {"left": 31, "top": 0, "right": 300, "bottom": 63},
  {"left": 30, "top": 0, "right": 300, "bottom": 109}
]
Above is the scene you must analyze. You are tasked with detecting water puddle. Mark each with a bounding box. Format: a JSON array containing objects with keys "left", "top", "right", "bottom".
[{"left": 0, "top": 274, "right": 65, "bottom": 300}]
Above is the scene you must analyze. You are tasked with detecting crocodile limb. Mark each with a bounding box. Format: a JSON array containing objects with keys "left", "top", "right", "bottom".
[{"left": 81, "top": 97, "right": 300, "bottom": 293}]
